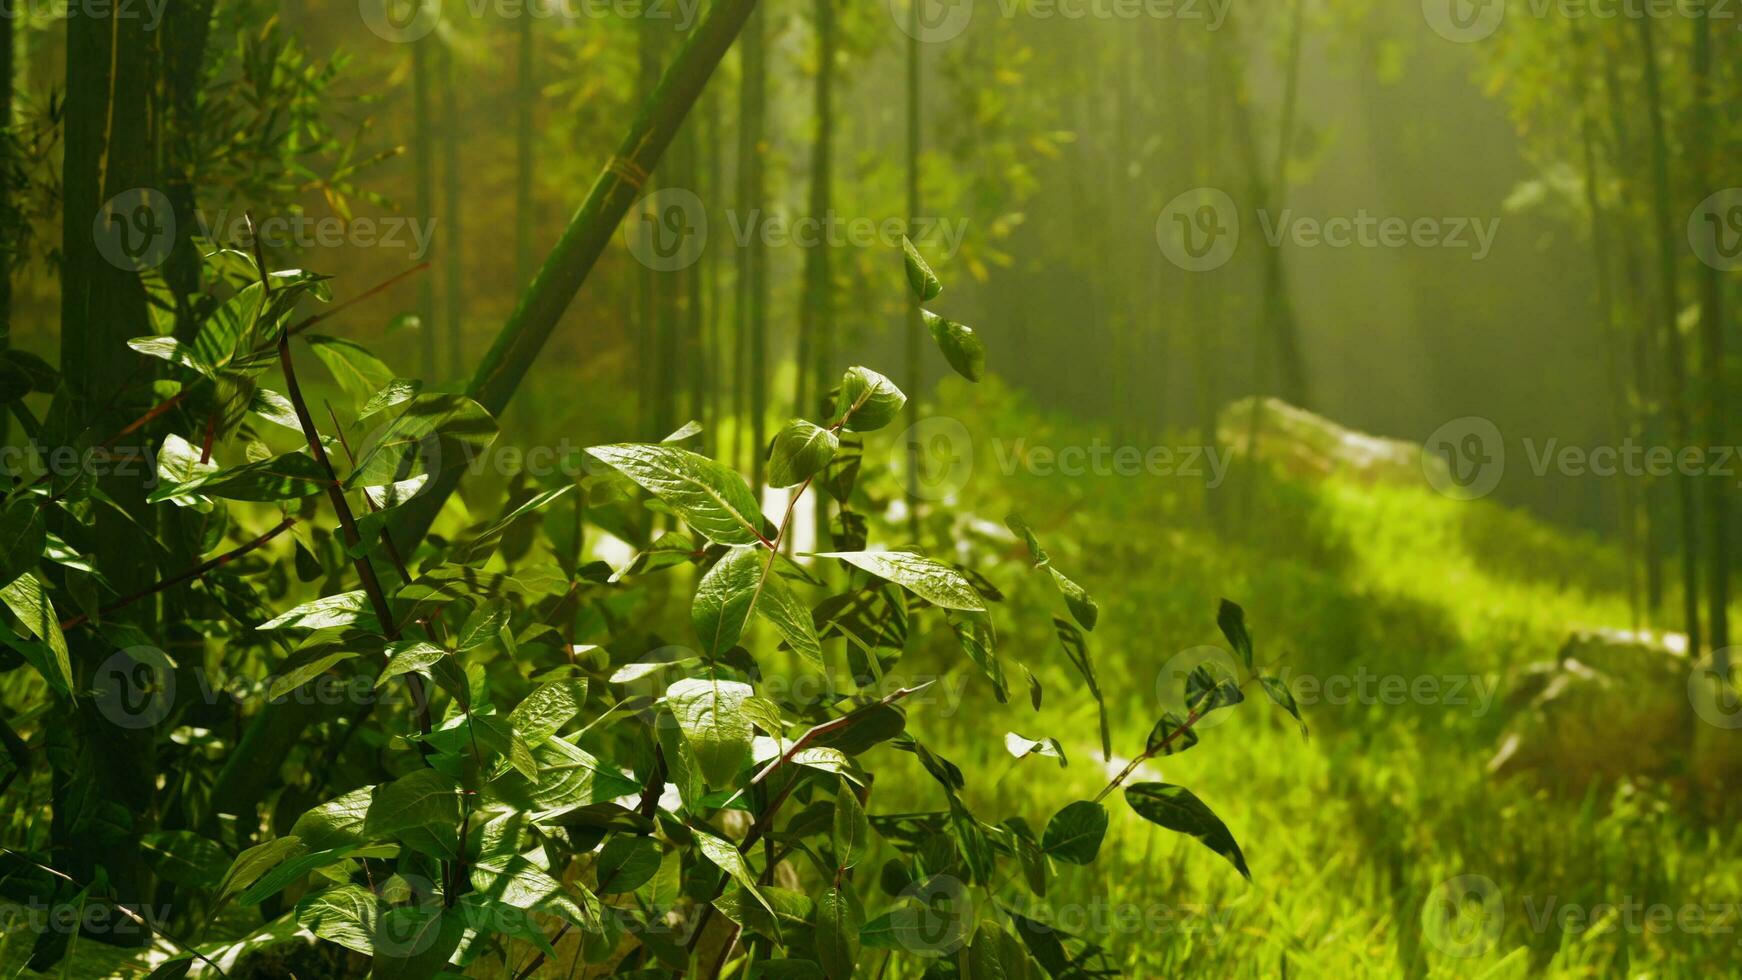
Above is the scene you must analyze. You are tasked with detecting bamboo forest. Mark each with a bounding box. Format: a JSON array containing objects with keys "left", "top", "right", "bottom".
[{"left": 5, "top": 0, "right": 1742, "bottom": 976}]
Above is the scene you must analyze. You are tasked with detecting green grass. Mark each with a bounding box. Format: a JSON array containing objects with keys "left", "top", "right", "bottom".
[{"left": 852, "top": 378, "right": 1740, "bottom": 978}]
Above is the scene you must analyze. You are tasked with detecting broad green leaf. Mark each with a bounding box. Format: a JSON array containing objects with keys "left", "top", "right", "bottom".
[
  {"left": 833, "top": 778, "right": 871, "bottom": 871},
  {"left": 1124, "top": 783, "right": 1251, "bottom": 880},
  {"left": 1, "top": 574, "right": 70, "bottom": 693},
  {"left": 217, "top": 836, "right": 308, "bottom": 906},
  {"left": 509, "top": 679, "right": 588, "bottom": 748},
  {"left": 665, "top": 676, "right": 754, "bottom": 787},
  {"left": 294, "top": 884, "right": 380, "bottom": 956},
  {"left": 259, "top": 591, "right": 378, "bottom": 632},
  {"left": 1004, "top": 732, "right": 1066, "bottom": 767},
  {"left": 250, "top": 388, "right": 301, "bottom": 430},
  {"left": 376, "top": 641, "right": 447, "bottom": 688},
  {"left": 1053, "top": 618, "right": 1109, "bottom": 760},
  {"left": 1041, "top": 800, "right": 1107, "bottom": 865},
  {"left": 1145, "top": 711, "right": 1200, "bottom": 757},
  {"left": 372, "top": 906, "right": 463, "bottom": 980},
  {"left": 304, "top": 334, "right": 394, "bottom": 406},
  {"left": 238, "top": 846, "right": 360, "bottom": 906},
  {"left": 693, "top": 547, "right": 824, "bottom": 667},
  {"left": 1218, "top": 599, "right": 1254, "bottom": 671},
  {"left": 817, "top": 885, "right": 864, "bottom": 979},
  {"left": 696, "top": 830, "right": 773, "bottom": 916},
  {"left": 1006, "top": 514, "right": 1048, "bottom": 566},
  {"left": 922, "top": 310, "right": 986, "bottom": 383},
  {"left": 359, "top": 379, "right": 422, "bottom": 421},
  {"left": 902, "top": 235, "right": 943, "bottom": 301},
  {"left": 365, "top": 769, "right": 462, "bottom": 860},
  {"left": 0, "top": 499, "right": 47, "bottom": 589},
  {"left": 153, "top": 435, "right": 218, "bottom": 508},
  {"left": 268, "top": 650, "right": 359, "bottom": 701},
  {"left": 148, "top": 450, "right": 327, "bottom": 503},
  {"left": 1261, "top": 675, "right": 1308, "bottom": 737},
  {"left": 290, "top": 787, "right": 374, "bottom": 852},
  {"left": 595, "top": 834, "right": 662, "bottom": 894},
  {"left": 586, "top": 443, "right": 767, "bottom": 546},
  {"left": 347, "top": 394, "right": 497, "bottom": 493},
  {"left": 768, "top": 419, "right": 840, "bottom": 488},
  {"left": 128, "top": 336, "right": 212, "bottom": 376},
  {"left": 817, "top": 551, "right": 985, "bottom": 611},
  {"left": 455, "top": 600, "right": 509, "bottom": 651},
  {"left": 954, "top": 614, "right": 1007, "bottom": 702},
  {"left": 833, "top": 367, "right": 907, "bottom": 433}
]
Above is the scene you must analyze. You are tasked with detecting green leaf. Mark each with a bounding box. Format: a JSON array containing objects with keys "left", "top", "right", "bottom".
[
  {"left": 1053, "top": 618, "right": 1109, "bottom": 760},
  {"left": 833, "top": 367, "right": 907, "bottom": 433},
  {"left": 290, "top": 787, "right": 374, "bottom": 852},
  {"left": 294, "top": 884, "right": 378, "bottom": 955},
  {"left": 1124, "top": 783, "right": 1251, "bottom": 880},
  {"left": 953, "top": 614, "right": 1007, "bottom": 702},
  {"left": 1, "top": 574, "right": 70, "bottom": 693},
  {"left": 268, "top": 649, "right": 359, "bottom": 701},
  {"left": 148, "top": 450, "right": 328, "bottom": 503},
  {"left": 1218, "top": 599, "right": 1254, "bottom": 671},
  {"left": 375, "top": 640, "right": 446, "bottom": 688},
  {"left": 217, "top": 836, "right": 308, "bottom": 906},
  {"left": 364, "top": 769, "right": 462, "bottom": 860},
  {"left": 922, "top": 310, "right": 986, "bottom": 383},
  {"left": 816, "top": 885, "right": 864, "bottom": 979},
  {"left": 359, "top": 379, "right": 422, "bottom": 421},
  {"left": 902, "top": 235, "right": 943, "bottom": 301},
  {"left": 817, "top": 551, "right": 986, "bottom": 611},
  {"left": 455, "top": 600, "right": 509, "bottom": 651},
  {"left": 1145, "top": 711, "right": 1200, "bottom": 757},
  {"left": 696, "top": 830, "right": 773, "bottom": 916},
  {"left": 509, "top": 679, "right": 588, "bottom": 748},
  {"left": 0, "top": 499, "right": 47, "bottom": 589},
  {"left": 768, "top": 419, "right": 840, "bottom": 488},
  {"left": 1004, "top": 732, "right": 1067, "bottom": 768},
  {"left": 666, "top": 676, "right": 754, "bottom": 788},
  {"left": 833, "top": 777, "right": 871, "bottom": 871},
  {"left": 303, "top": 334, "right": 394, "bottom": 406},
  {"left": 153, "top": 435, "right": 219, "bottom": 508},
  {"left": 1048, "top": 567, "right": 1098, "bottom": 632},
  {"left": 347, "top": 393, "right": 497, "bottom": 494},
  {"left": 1260, "top": 675, "right": 1308, "bottom": 737},
  {"left": 1041, "top": 800, "right": 1107, "bottom": 866},
  {"left": 595, "top": 834, "right": 662, "bottom": 894},
  {"left": 1185, "top": 663, "right": 1244, "bottom": 715},
  {"left": 586, "top": 443, "right": 767, "bottom": 546},
  {"left": 1005, "top": 514, "right": 1048, "bottom": 566},
  {"left": 693, "top": 547, "right": 824, "bottom": 667},
  {"left": 129, "top": 335, "right": 212, "bottom": 376},
  {"left": 259, "top": 591, "right": 379, "bottom": 632}
]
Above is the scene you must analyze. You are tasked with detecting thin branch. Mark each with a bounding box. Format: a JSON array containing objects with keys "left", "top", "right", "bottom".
[
  {"left": 59, "top": 517, "right": 298, "bottom": 631},
  {"left": 285, "top": 261, "right": 430, "bottom": 339}
]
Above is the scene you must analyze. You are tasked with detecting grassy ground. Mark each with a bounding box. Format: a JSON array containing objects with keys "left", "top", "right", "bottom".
[{"left": 861, "top": 379, "right": 1740, "bottom": 978}]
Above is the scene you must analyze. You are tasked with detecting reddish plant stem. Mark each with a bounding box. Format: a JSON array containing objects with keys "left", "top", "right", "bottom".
[{"left": 59, "top": 516, "right": 298, "bottom": 631}]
